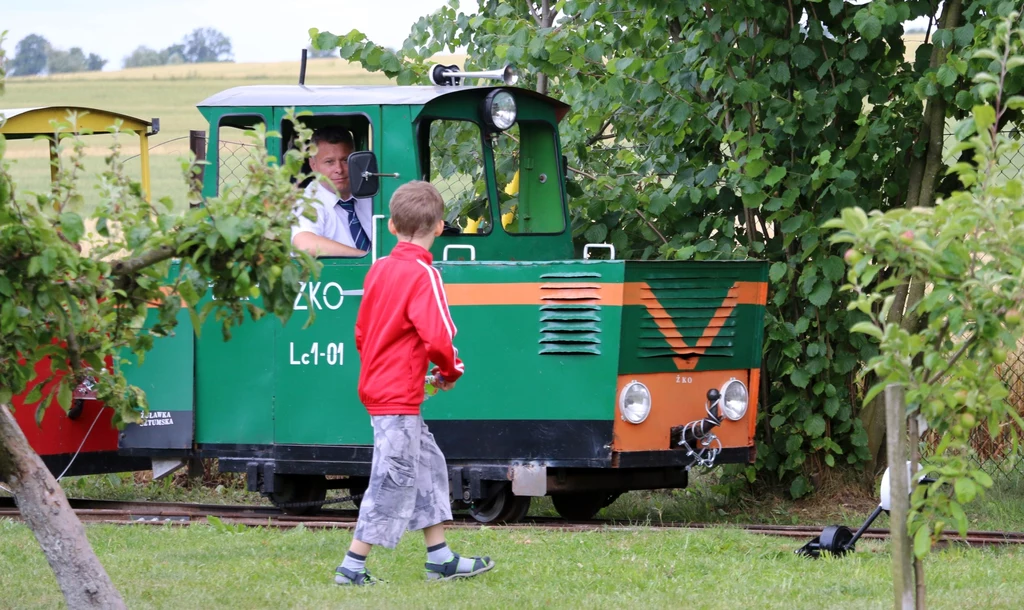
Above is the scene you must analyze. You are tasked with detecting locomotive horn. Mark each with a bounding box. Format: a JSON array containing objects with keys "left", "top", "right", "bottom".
[{"left": 429, "top": 64, "right": 519, "bottom": 87}]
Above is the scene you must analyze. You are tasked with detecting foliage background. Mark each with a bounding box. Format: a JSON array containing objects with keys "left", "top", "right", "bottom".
[{"left": 312, "top": 0, "right": 1024, "bottom": 496}]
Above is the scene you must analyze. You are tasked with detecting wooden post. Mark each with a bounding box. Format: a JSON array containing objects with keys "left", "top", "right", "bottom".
[
  {"left": 188, "top": 130, "right": 207, "bottom": 207},
  {"left": 885, "top": 384, "right": 914, "bottom": 609}
]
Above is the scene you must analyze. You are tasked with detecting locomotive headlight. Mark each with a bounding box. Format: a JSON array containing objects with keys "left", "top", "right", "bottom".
[
  {"left": 483, "top": 89, "right": 517, "bottom": 131},
  {"left": 719, "top": 378, "right": 749, "bottom": 421},
  {"left": 619, "top": 381, "right": 652, "bottom": 424}
]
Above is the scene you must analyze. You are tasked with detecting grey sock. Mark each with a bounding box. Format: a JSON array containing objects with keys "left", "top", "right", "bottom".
[
  {"left": 427, "top": 542, "right": 455, "bottom": 564},
  {"left": 426, "top": 542, "right": 476, "bottom": 571},
  {"left": 340, "top": 550, "right": 367, "bottom": 574}
]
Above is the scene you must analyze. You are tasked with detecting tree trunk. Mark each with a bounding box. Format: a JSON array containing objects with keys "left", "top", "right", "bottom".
[
  {"left": 858, "top": 0, "right": 963, "bottom": 482},
  {"left": 0, "top": 403, "right": 126, "bottom": 609}
]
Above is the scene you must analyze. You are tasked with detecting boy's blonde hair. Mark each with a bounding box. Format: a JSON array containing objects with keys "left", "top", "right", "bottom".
[{"left": 390, "top": 181, "right": 444, "bottom": 237}]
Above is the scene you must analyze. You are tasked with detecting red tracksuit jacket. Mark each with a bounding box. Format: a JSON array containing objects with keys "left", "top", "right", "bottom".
[{"left": 354, "top": 241, "right": 465, "bottom": 416}]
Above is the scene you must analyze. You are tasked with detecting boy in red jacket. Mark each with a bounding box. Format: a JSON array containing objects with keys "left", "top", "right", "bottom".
[{"left": 335, "top": 181, "right": 494, "bottom": 586}]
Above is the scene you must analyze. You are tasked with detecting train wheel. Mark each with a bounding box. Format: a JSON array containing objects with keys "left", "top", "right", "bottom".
[
  {"left": 551, "top": 492, "right": 620, "bottom": 520},
  {"left": 269, "top": 475, "right": 327, "bottom": 516},
  {"left": 469, "top": 485, "right": 532, "bottom": 524}
]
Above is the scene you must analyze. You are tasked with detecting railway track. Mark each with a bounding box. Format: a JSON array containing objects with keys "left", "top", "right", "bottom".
[{"left": 2, "top": 497, "right": 1023, "bottom": 547}]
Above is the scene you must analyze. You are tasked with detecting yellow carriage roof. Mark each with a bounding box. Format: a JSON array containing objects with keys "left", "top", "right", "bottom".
[{"left": 0, "top": 106, "right": 157, "bottom": 139}]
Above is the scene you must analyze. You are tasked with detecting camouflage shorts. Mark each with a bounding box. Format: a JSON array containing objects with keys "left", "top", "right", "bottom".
[{"left": 352, "top": 415, "right": 453, "bottom": 549}]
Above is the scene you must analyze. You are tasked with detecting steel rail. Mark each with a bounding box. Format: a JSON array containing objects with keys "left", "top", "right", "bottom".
[{"left": 2, "top": 499, "right": 1023, "bottom": 546}]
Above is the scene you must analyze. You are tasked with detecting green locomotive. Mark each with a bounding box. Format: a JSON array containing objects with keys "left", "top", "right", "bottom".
[{"left": 119, "top": 65, "right": 769, "bottom": 522}]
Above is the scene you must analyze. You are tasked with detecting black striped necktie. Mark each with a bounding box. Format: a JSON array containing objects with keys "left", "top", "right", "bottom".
[{"left": 337, "top": 199, "right": 370, "bottom": 251}]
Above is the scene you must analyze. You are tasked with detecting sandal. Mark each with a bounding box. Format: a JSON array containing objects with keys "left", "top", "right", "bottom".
[
  {"left": 425, "top": 553, "right": 495, "bottom": 581},
  {"left": 334, "top": 566, "right": 381, "bottom": 586}
]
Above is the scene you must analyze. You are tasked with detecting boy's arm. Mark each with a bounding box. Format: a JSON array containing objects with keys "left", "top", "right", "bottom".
[
  {"left": 408, "top": 264, "right": 465, "bottom": 382},
  {"left": 354, "top": 314, "right": 365, "bottom": 354}
]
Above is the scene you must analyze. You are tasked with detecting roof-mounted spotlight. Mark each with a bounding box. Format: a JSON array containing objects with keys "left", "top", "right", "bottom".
[
  {"left": 429, "top": 64, "right": 519, "bottom": 87},
  {"left": 482, "top": 89, "right": 517, "bottom": 132}
]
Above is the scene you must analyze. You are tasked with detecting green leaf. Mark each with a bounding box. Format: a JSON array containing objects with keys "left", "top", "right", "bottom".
[
  {"left": 549, "top": 49, "right": 571, "bottom": 65},
  {"left": 953, "top": 24, "right": 974, "bottom": 47},
  {"left": 583, "top": 44, "right": 604, "bottom": 64},
  {"left": 853, "top": 11, "right": 882, "bottom": 41},
  {"left": 59, "top": 211, "right": 85, "bottom": 244},
  {"left": 742, "top": 191, "right": 767, "bottom": 208},
  {"left": 313, "top": 32, "right": 340, "bottom": 51},
  {"left": 765, "top": 166, "right": 787, "bottom": 187},
  {"left": 805, "top": 414, "right": 826, "bottom": 437},
  {"left": 0, "top": 276, "right": 13, "bottom": 297},
  {"left": 849, "top": 321, "right": 883, "bottom": 340},
  {"left": 935, "top": 64, "right": 957, "bottom": 87},
  {"left": 648, "top": 192, "right": 670, "bottom": 215},
  {"left": 791, "top": 369, "right": 811, "bottom": 388},
  {"left": 808, "top": 280, "right": 833, "bottom": 307},
  {"left": 822, "top": 256, "right": 844, "bottom": 282},
  {"left": 746, "top": 158, "right": 769, "bottom": 178},
  {"left": 973, "top": 470, "right": 993, "bottom": 488},
  {"left": 840, "top": 205, "right": 868, "bottom": 232},
  {"left": 769, "top": 262, "right": 788, "bottom": 282},
  {"left": 932, "top": 29, "right": 953, "bottom": 49},
  {"left": 24, "top": 384, "right": 42, "bottom": 407},
  {"left": 57, "top": 380, "right": 72, "bottom": 413},
  {"left": 913, "top": 525, "right": 932, "bottom": 558},
  {"left": 973, "top": 105, "right": 996, "bottom": 132},
  {"left": 790, "top": 475, "right": 811, "bottom": 498},
  {"left": 791, "top": 45, "right": 816, "bottom": 69},
  {"left": 769, "top": 62, "right": 791, "bottom": 83},
  {"left": 954, "top": 478, "right": 977, "bottom": 503},
  {"left": 217, "top": 216, "right": 243, "bottom": 247},
  {"left": 36, "top": 400, "right": 48, "bottom": 427},
  {"left": 584, "top": 223, "right": 608, "bottom": 243},
  {"left": 955, "top": 90, "right": 975, "bottom": 110}
]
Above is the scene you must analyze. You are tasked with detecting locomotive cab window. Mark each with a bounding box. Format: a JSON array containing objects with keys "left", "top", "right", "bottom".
[
  {"left": 492, "top": 121, "right": 566, "bottom": 235},
  {"left": 216, "top": 115, "right": 266, "bottom": 194},
  {"left": 420, "top": 119, "right": 492, "bottom": 235},
  {"left": 280, "top": 114, "right": 373, "bottom": 189}
]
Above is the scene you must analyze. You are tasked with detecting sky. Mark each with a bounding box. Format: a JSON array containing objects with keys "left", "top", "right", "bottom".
[{"left": 2, "top": 0, "right": 464, "bottom": 69}]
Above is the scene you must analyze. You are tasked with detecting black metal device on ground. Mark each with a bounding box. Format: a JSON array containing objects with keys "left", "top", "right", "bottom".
[{"left": 796, "top": 463, "right": 935, "bottom": 559}]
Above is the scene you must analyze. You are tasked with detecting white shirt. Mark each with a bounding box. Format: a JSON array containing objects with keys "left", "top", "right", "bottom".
[{"left": 291, "top": 181, "right": 373, "bottom": 249}]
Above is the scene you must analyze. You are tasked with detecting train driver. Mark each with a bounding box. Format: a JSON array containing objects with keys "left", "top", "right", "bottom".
[{"left": 291, "top": 127, "right": 372, "bottom": 257}]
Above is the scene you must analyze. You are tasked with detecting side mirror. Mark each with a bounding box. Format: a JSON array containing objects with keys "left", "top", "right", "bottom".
[{"left": 348, "top": 151, "right": 380, "bottom": 198}]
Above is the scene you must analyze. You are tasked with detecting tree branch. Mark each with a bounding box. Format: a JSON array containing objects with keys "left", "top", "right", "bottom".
[
  {"left": 110, "top": 245, "right": 176, "bottom": 278},
  {"left": 807, "top": 4, "right": 837, "bottom": 89},
  {"left": 927, "top": 333, "right": 977, "bottom": 385},
  {"left": 585, "top": 112, "right": 619, "bottom": 147}
]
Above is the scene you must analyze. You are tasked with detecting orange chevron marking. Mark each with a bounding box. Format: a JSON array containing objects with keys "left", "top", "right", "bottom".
[{"left": 624, "top": 281, "right": 767, "bottom": 371}]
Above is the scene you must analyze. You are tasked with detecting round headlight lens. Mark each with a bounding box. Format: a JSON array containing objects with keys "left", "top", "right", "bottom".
[
  {"left": 619, "top": 381, "right": 652, "bottom": 424},
  {"left": 485, "top": 90, "right": 517, "bottom": 131},
  {"left": 720, "top": 379, "right": 749, "bottom": 421}
]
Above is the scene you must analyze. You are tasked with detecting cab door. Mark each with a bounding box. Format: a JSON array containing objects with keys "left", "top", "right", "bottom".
[{"left": 270, "top": 106, "right": 383, "bottom": 447}]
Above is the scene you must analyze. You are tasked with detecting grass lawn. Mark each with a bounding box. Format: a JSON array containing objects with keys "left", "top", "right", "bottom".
[{"left": 1, "top": 519, "right": 1023, "bottom": 610}]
